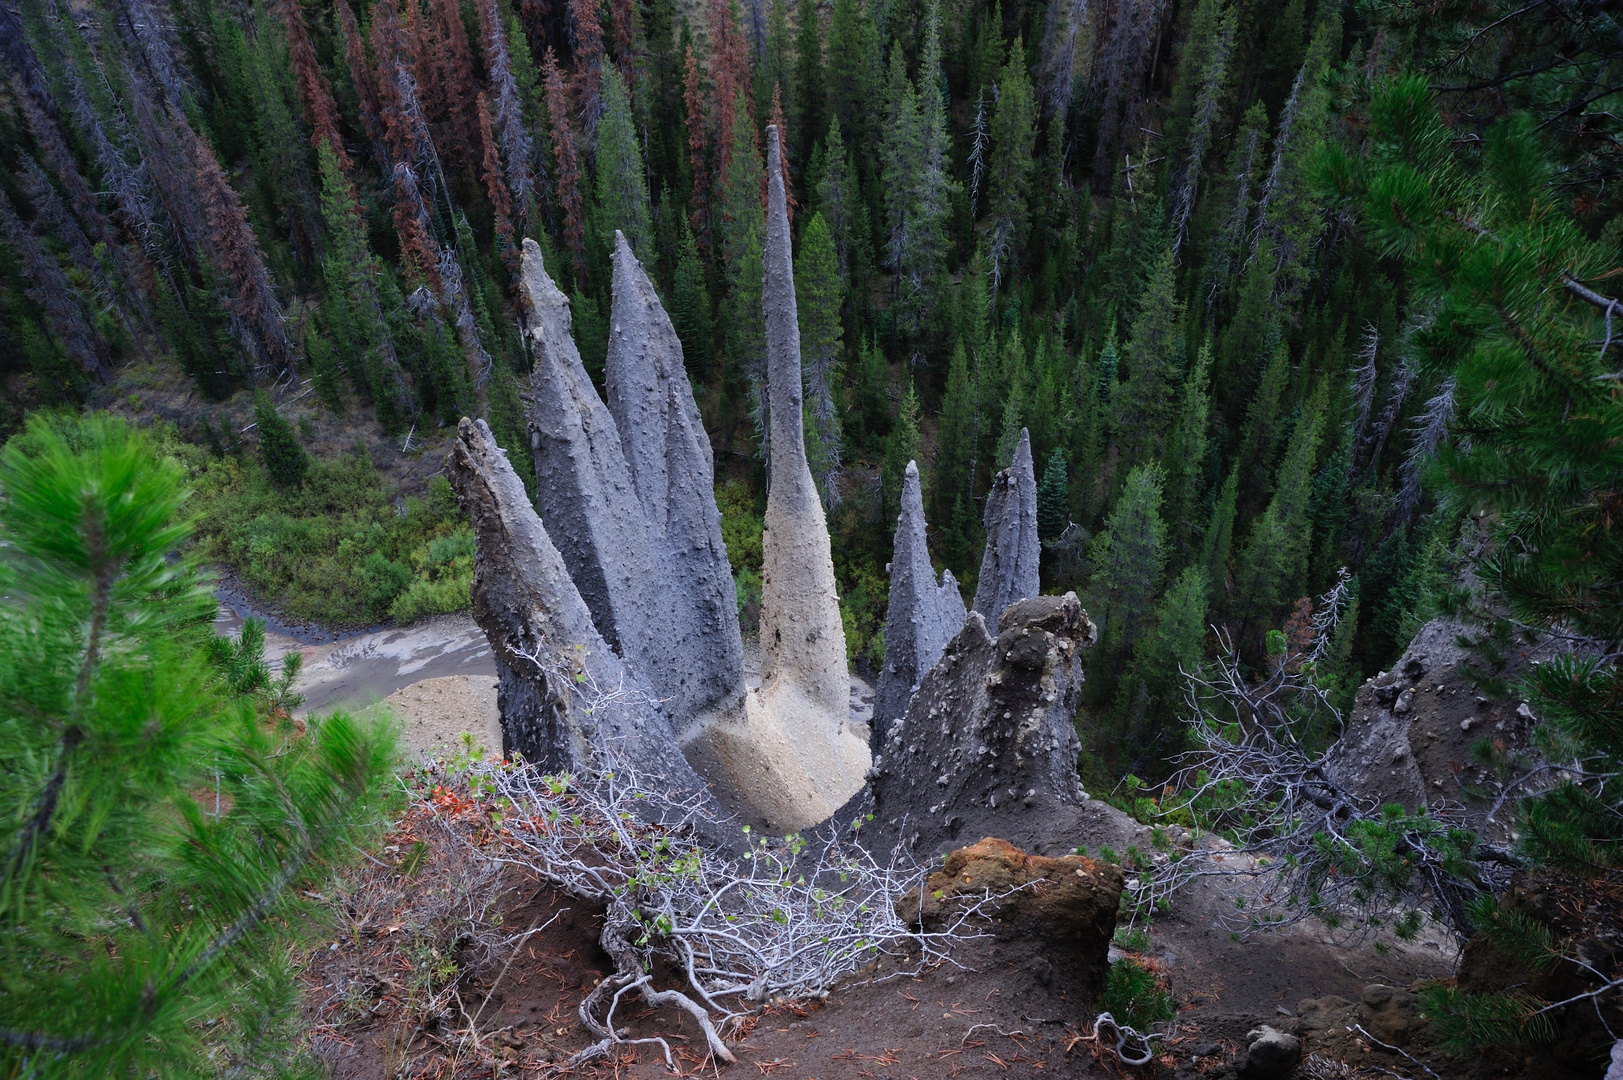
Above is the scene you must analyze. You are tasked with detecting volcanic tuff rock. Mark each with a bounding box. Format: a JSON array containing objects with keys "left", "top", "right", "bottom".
[
  {"left": 870, "top": 460, "right": 968, "bottom": 756},
  {"left": 866, "top": 592, "right": 1096, "bottom": 857},
  {"left": 717, "top": 124, "right": 868, "bottom": 825},
  {"left": 444, "top": 417, "right": 718, "bottom": 814},
  {"left": 971, "top": 429, "right": 1040, "bottom": 622},
  {"left": 602, "top": 232, "right": 747, "bottom": 743}
]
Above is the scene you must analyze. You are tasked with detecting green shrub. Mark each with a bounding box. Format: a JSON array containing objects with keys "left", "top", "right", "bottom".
[
  {"left": 189, "top": 451, "right": 471, "bottom": 626},
  {"left": 1099, "top": 958, "right": 1174, "bottom": 1030}
]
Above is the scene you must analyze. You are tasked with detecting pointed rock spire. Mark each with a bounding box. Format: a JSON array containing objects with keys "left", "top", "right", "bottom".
[
  {"left": 738, "top": 125, "right": 868, "bottom": 821},
  {"left": 972, "top": 428, "right": 1040, "bottom": 622},
  {"left": 871, "top": 460, "right": 967, "bottom": 754},
  {"left": 604, "top": 231, "right": 747, "bottom": 740},
  {"left": 445, "top": 417, "right": 719, "bottom": 813},
  {"left": 519, "top": 238, "right": 663, "bottom": 665}
]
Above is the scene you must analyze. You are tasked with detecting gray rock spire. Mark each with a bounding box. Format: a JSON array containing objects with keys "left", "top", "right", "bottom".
[
  {"left": 520, "top": 237, "right": 661, "bottom": 666},
  {"left": 971, "top": 428, "right": 1040, "bottom": 622},
  {"left": 734, "top": 125, "right": 868, "bottom": 820},
  {"left": 871, "top": 460, "right": 967, "bottom": 755},
  {"left": 603, "top": 232, "right": 747, "bottom": 741},
  {"left": 445, "top": 417, "right": 717, "bottom": 809}
]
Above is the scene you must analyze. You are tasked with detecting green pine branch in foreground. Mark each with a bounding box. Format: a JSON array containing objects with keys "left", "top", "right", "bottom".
[{"left": 0, "top": 413, "right": 399, "bottom": 1078}]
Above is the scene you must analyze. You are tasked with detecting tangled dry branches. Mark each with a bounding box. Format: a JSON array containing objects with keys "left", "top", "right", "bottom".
[
  {"left": 1143, "top": 570, "right": 1501, "bottom": 944},
  {"left": 424, "top": 752, "right": 1020, "bottom": 1071}
]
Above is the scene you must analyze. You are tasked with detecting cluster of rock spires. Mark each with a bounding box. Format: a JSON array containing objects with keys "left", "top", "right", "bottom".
[{"left": 445, "top": 124, "right": 1094, "bottom": 849}]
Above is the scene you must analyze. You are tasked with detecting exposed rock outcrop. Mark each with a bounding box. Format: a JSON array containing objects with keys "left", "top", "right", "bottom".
[
  {"left": 870, "top": 460, "right": 967, "bottom": 756},
  {"left": 1325, "top": 616, "right": 1552, "bottom": 847},
  {"left": 971, "top": 429, "right": 1040, "bottom": 622},
  {"left": 866, "top": 593, "right": 1096, "bottom": 857},
  {"left": 445, "top": 417, "right": 714, "bottom": 807},
  {"left": 897, "top": 836, "right": 1122, "bottom": 998},
  {"left": 715, "top": 124, "right": 868, "bottom": 825}
]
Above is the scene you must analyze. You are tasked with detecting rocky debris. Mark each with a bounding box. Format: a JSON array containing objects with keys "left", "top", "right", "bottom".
[
  {"left": 444, "top": 418, "right": 715, "bottom": 811},
  {"left": 1324, "top": 616, "right": 1551, "bottom": 847},
  {"left": 1355, "top": 984, "right": 1423, "bottom": 1047},
  {"left": 971, "top": 429, "right": 1040, "bottom": 623},
  {"left": 896, "top": 837, "right": 1122, "bottom": 998},
  {"left": 601, "top": 232, "right": 747, "bottom": 743},
  {"left": 724, "top": 124, "right": 868, "bottom": 827},
  {"left": 870, "top": 460, "right": 967, "bottom": 755},
  {"left": 1240, "top": 1025, "right": 1302, "bottom": 1079},
  {"left": 866, "top": 592, "right": 1096, "bottom": 857}
]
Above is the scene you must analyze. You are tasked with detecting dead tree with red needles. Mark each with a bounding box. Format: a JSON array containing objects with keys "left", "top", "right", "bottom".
[{"left": 542, "top": 47, "right": 586, "bottom": 277}]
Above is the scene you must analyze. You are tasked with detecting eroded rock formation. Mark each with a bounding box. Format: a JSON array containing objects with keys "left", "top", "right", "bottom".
[
  {"left": 871, "top": 460, "right": 966, "bottom": 755},
  {"left": 446, "top": 417, "right": 713, "bottom": 806},
  {"left": 708, "top": 125, "right": 868, "bottom": 826},
  {"left": 866, "top": 593, "right": 1096, "bottom": 856},
  {"left": 971, "top": 429, "right": 1040, "bottom": 622}
]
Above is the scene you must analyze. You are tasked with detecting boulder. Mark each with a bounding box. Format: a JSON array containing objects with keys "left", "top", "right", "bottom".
[
  {"left": 871, "top": 460, "right": 967, "bottom": 755},
  {"left": 1357, "top": 984, "right": 1422, "bottom": 1047},
  {"left": 1240, "top": 1025, "right": 1301, "bottom": 1079},
  {"left": 897, "top": 836, "right": 1122, "bottom": 997}
]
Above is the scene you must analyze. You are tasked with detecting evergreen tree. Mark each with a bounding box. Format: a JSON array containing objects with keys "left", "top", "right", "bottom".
[
  {"left": 1202, "top": 465, "right": 1238, "bottom": 597},
  {"left": 1088, "top": 462, "right": 1168, "bottom": 662},
  {"left": 881, "top": 378, "right": 920, "bottom": 521},
  {"left": 796, "top": 212, "right": 845, "bottom": 505},
  {"left": 0, "top": 414, "right": 394, "bottom": 1075},
  {"left": 1233, "top": 379, "right": 1328, "bottom": 630},
  {"left": 254, "top": 390, "right": 309, "bottom": 487},
  {"left": 792, "top": 0, "right": 826, "bottom": 164},
  {"left": 932, "top": 340, "right": 977, "bottom": 523},
  {"left": 1110, "top": 565, "right": 1210, "bottom": 763},
  {"left": 1114, "top": 248, "right": 1184, "bottom": 469},
  {"left": 671, "top": 218, "right": 714, "bottom": 379},
  {"left": 1164, "top": 340, "right": 1213, "bottom": 556},
  {"left": 827, "top": 0, "right": 882, "bottom": 171},
  {"left": 983, "top": 38, "right": 1037, "bottom": 294},
  {"left": 1037, "top": 448, "right": 1069, "bottom": 541},
  {"left": 595, "top": 65, "right": 654, "bottom": 261}
]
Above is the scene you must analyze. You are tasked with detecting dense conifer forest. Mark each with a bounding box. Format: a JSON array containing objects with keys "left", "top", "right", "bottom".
[{"left": 0, "top": 0, "right": 1618, "bottom": 796}]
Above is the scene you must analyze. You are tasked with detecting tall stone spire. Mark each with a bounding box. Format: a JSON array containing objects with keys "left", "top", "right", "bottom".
[
  {"left": 971, "top": 428, "right": 1041, "bottom": 622},
  {"left": 604, "top": 232, "right": 747, "bottom": 742},
  {"left": 520, "top": 237, "right": 660, "bottom": 665},
  {"left": 740, "top": 125, "right": 868, "bottom": 818},
  {"left": 871, "top": 460, "right": 967, "bottom": 754}
]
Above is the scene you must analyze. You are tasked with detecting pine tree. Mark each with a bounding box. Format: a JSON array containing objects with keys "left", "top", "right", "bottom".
[
  {"left": 0, "top": 414, "right": 394, "bottom": 1075},
  {"left": 984, "top": 37, "right": 1036, "bottom": 295},
  {"left": 670, "top": 218, "right": 714, "bottom": 379},
  {"left": 1233, "top": 336, "right": 1290, "bottom": 502},
  {"left": 254, "top": 390, "right": 309, "bottom": 487},
  {"left": 827, "top": 0, "right": 882, "bottom": 169},
  {"left": 1113, "top": 248, "right": 1184, "bottom": 469},
  {"left": 932, "top": 340, "right": 977, "bottom": 523},
  {"left": 1088, "top": 461, "right": 1168, "bottom": 663},
  {"left": 796, "top": 211, "right": 844, "bottom": 506},
  {"left": 1164, "top": 340, "right": 1213, "bottom": 555},
  {"left": 1037, "top": 448, "right": 1069, "bottom": 541},
  {"left": 792, "top": 0, "right": 825, "bottom": 164},
  {"left": 595, "top": 65, "right": 654, "bottom": 261},
  {"left": 1233, "top": 378, "right": 1328, "bottom": 630},
  {"left": 1111, "top": 565, "right": 1209, "bottom": 761},
  {"left": 881, "top": 379, "right": 920, "bottom": 521},
  {"left": 543, "top": 47, "right": 587, "bottom": 278}
]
